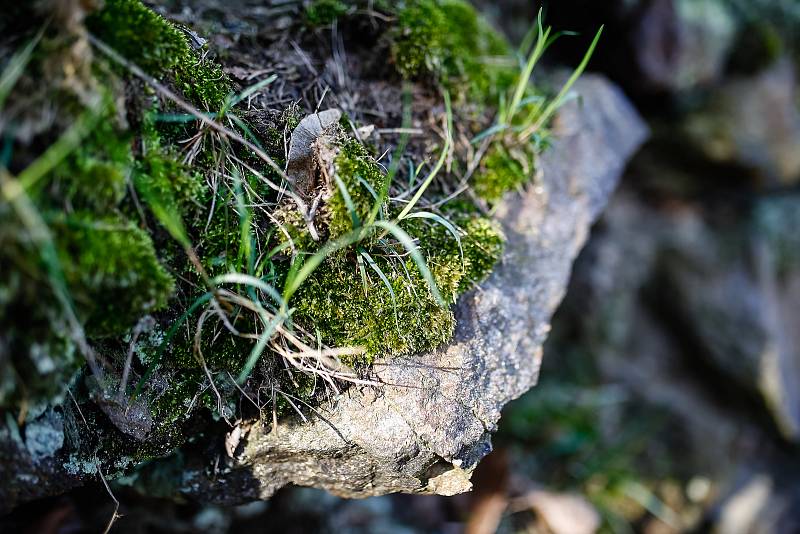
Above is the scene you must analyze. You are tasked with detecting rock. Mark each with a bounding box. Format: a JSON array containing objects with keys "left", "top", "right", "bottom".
[
  {"left": 685, "top": 59, "right": 800, "bottom": 185},
  {"left": 655, "top": 195, "right": 800, "bottom": 441},
  {"left": 634, "top": 0, "right": 737, "bottom": 92},
  {"left": 178, "top": 75, "right": 648, "bottom": 504},
  {"left": 0, "top": 75, "right": 646, "bottom": 511},
  {"left": 564, "top": 189, "right": 800, "bottom": 460}
]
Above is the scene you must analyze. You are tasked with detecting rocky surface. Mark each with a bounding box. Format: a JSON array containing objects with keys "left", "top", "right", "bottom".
[
  {"left": 179, "top": 74, "right": 648, "bottom": 503},
  {"left": 0, "top": 73, "right": 645, "bottom": 512}
]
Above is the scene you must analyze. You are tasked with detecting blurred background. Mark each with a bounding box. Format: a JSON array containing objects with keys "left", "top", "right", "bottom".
[{"left": 5, "top": 0, "right": 800, "bottom": 532}]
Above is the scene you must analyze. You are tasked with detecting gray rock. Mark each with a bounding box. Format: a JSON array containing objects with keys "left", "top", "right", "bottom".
[
  {"left": 635, "top": 0, "right": 736, "bottom": 91},
  {"left": 180, "top": 75, "right": 648, "bottom": 503},
  {"left": 655, "top": 196, "right": 800, "bottom": 441},
  {"left": 0, "top": 75, "right": 646, "bottom": 511},
  {"left": 570, "top": 190, "right": 800, "bottom": 449},
  {"left": 685, "top": 59, "right": 800, "bottom": 185}
]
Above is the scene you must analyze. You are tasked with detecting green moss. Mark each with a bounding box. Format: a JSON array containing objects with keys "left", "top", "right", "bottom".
[
  {"left": 292, "top": 254, "right": 456, "bottom": 360},
  {"left": 53, "top": 214, "right": 175, "bottom": 336},
  {"left": 47, "top": 119, "right": 133, "bottom": 213},
  {"left": 327, "top": 139, "right": 386, "bottom": 238},
  {"left": 442, "top": 214, "right": 504, "bottom": 292},
  {"left": 0, "top": 94, "right": 180, "bottom": 409},
  {"left": 391, "top": 0, "right": 515, "bottom": 101},
  {"left": 305, "top": 0, "right": 352, "bottom": 26},
  {"left": 472, "top": 143, "right": 533, "bottom": 203},
  {"left": 290, "top": 137, "right": 504, "bottom": 360},
  {"left": 87, "top": 0, "right": 230, "bottom": 110},
  {"left": 135, "top": 116, "right": 206, "bottom": 225}
]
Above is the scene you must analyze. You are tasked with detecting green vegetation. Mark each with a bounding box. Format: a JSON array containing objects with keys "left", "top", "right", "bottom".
[
  {"left": 304, "top": 0, "right": 352, "bottom": 26},
  {"left": 391, "top": 0, "right": 516, "bottom": 102},
  {"left": 473, "top": 144, "right": 533, "bottom": 203},
  {"left": 87, "top": 0, "right": 230, "bottom": 110},
  {"left": 0, "top": 0, "right": 598, "bottom": 463},
  {"left": 288, "top": 137, "right": 504, "bottom": 360}
]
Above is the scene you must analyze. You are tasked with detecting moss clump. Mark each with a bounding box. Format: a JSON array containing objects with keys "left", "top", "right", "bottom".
[
  {"left": 391, "top": 0, "right": 515, "bottom": 101},
  {"left": 293, "top": 254, "right": 456, "bottom": 360},
  {"left": 327, "top": 139, "right": 386, "bottom": 238},
  {"left": 290, "top": 137, "right": 504, "bottom": 360},
  {"left": 87, "top": 0, "right": 230, "bottom": 110},
  {"left": 134, "top": 115, "right": 207, "bottom": 227},
  {"left": 429, "top": 212, "right": 505, "bottom": 293},
  {"left": 0, "top": 88, "right": 183, "bottom": 408},
  {"left": 304, "top": 0, "right": 352, "bottom": 26},
  {"left": 472, "top": 144, "right": 535, "bottom": 203},
  {"left": 45, "top": 119, "right": 134, "bottom": 213},
  {"left": 53, "top": 214, "right": 174, "bottom": 336}
]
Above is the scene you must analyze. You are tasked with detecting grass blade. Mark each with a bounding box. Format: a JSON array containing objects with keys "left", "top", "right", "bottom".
[
  {"left": 283, "top": 227, "right": 371, "bottom": 302},
  {"left": 333, "top": 172, "right": 362, "bottom": 228},
  {"left": 520, "top": 25, "right": 604, "bottom": 141},
  {"left": 402, "top": 211, "right": 463, "bottom": 263},
  {"left": 360, "top": 250, "right": 401, "bottom": 334},
  {"left": 0, "top": 28, "right": 44, "bottom": 110},
  {"left": 396, "top": 90, "right": 452, "bottom": 221},
  {"left": 366, "top": 83, "right": 413, "bottom": 225},
  {"left": 373, "top": 220, "right": 443, "bottom": 306},
  {"left": 211, "top": 273, "right": 285, "bottom": 308},
  {"left": 227, "top": 74, "right": 277, "bottom": 108}
]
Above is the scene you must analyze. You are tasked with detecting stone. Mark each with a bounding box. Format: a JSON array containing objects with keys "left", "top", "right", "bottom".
[
  {"left": 685, "top": 59, "right": 800, "bottom": 185},
  {"left": 177, "top": 74, "right": 648, "bottom": 504},
  {"left": 0, "top": 75, "right": 646, "bottom": 511},
  {"left": 635, "top": 0, "right": 736, "bottom": 91}
]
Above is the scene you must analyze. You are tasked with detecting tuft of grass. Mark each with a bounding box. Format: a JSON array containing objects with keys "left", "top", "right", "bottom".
[{"left": 469, "top": 10, "right": 603, "bottom": 203}]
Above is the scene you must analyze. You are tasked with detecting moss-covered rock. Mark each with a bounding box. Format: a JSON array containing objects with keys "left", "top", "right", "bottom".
[{"left": 2, "top": 0, "right": 512, "bottom": 445}]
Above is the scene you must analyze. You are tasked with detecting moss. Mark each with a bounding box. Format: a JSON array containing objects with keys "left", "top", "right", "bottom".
[
  {"left": 439, "top": 214, "right": 504, "bottom": 292},
  {"left": 290, "top": 137, "right": 504, "bottom": 360},
  {"left": 46, "top": 118, "right": 134, "bottom": 213},
  {"left": 135, "top": 115, "right": 207, "bottom": 225},
  {"left": 391, "top": 0, "right": 515, "bottom": 102},
  {"left": 87, "top": 0, "right": 230, "bottom": 110},
  {"left": 304, "top": 0, "right": 352, "bottom": 26},
  {"left": 53, "top": 214, "right": 175, "bottom": 336},
  {"left": 0, "top": 95, "right": 179, "bottom": 409},
  {"left": 327, "top": 139, "right": 386, "bottom": 238},
  {"left": 472, "top": 143, "right": 533, "bottom": 203},
  {"left": 292, "top": 254, "right": 456, "bottom": 361},
  {"left": 291, "top": 213, "right": 502, "bottom": 361}
]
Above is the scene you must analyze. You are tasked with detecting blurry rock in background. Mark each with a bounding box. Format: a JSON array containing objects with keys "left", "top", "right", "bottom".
[
  {"left": 493, "top": 0, "right": 800, "bottom": 532},
  {"left": 684, "top": 59, "right": 800, "bottom": 186}
]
